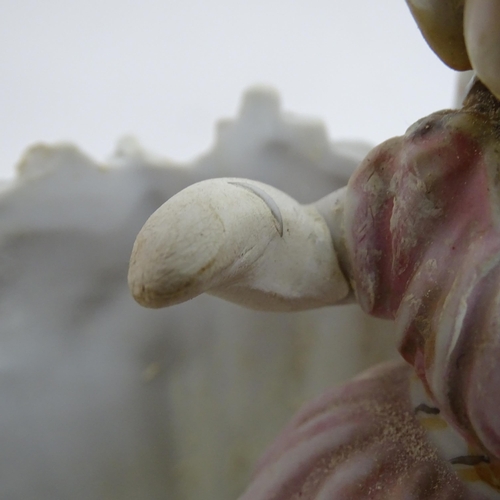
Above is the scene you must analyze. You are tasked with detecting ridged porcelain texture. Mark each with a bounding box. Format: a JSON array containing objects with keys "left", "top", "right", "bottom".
[
  {"left": 238, "top": 81, "right": 500, "bottom": 499},
  {"left": 346, "top": 82, "right": 500, "bottom": 467},
  {"left": 241, "top": 362, "right": 482, "bottom": 499},
  {"left": 0, "top": 88, "right": 393, "bottom": 500}
]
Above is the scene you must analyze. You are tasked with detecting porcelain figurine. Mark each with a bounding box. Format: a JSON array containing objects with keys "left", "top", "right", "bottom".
[
  {"left": 129, "top": 79, "right": 500, "bottom": 499},
  {"left": 0, "top": 88, "right": 388, "bottom": 500}
]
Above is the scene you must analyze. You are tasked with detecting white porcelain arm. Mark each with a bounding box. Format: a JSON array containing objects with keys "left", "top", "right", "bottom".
[{"left": 128, "top": 178, "right": 351, "bottom": 311}]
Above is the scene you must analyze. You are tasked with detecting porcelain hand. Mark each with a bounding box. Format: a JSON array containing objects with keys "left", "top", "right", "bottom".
[
  {"left": 128, "top": 178, "right": 350, "bottom": 311},
  {"left": 407, "top": 0, "right": 500, "bottom": 99}
]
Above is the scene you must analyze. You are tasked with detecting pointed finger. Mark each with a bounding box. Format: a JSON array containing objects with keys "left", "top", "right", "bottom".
[
  {"left": 406, "top": 0, "right": 471, "bottom": 70},
  {"left": 464, "top": 0, "right": 500, "bottom": 99}
]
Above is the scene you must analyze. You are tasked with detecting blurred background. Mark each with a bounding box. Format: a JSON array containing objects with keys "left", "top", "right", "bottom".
[
  {"left": 1, "top": 0, "right": 460, "bottom": 177},
  {"left": 0, "top": 2, "right": 470, "bottom": 499}
]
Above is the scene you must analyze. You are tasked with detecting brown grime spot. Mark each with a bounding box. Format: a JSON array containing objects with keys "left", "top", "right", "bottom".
[
  {"left": 195, "top": 256, "right": 217, "bottom": 276},
  {"left": 414, "top": 403, "right": 440, "bottom": 415},
  {"left": 450, "top": 455, "right": 490, "bottom": 466}
]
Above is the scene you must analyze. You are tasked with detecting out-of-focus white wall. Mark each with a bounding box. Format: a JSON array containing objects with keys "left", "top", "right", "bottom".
[{"left": 1, "top": 0, "right": 458, "bottom": 178}]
